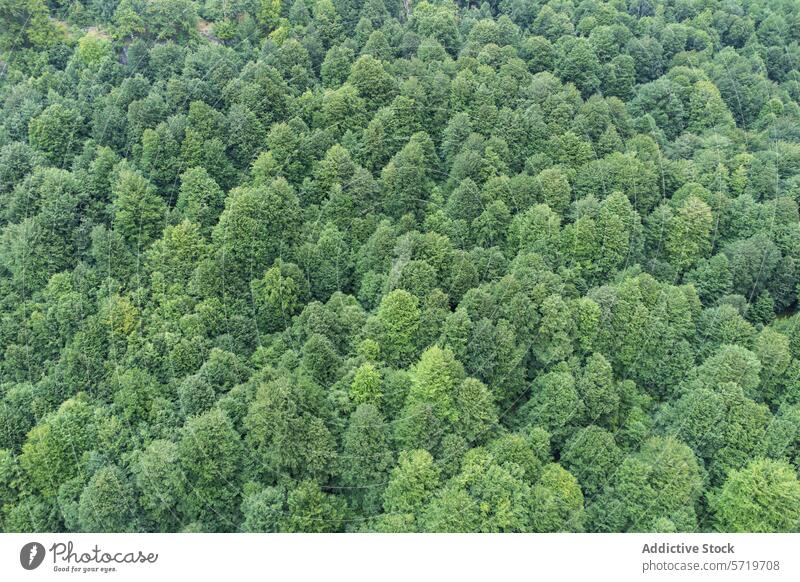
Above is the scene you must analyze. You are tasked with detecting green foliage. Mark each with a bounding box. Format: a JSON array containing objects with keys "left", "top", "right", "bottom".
[
  {"left": 368, "top": 289, "right": 420, "bottom": 368},
  {"left": 349, "top": 362, "right": 382, "bottom": 406},
  {"left": 341, "top": 404, "right": 393, "bottom": 513},
  {"left": 19, "top": 397, "right": 98, "bottom": 499},
  {"left": 282, "top": 479, "right": 346, "bottom": 532},
  {"left": 589, "top": 437, "right": 704, "bottom": 532},
  {"left": 382, "top": 449, "right": 439, "bottom": 522},
  {"left": 78, "top": 466, "right": 137, "bottom": 532},
  {"left": 2, "top": 0, "right": 799, "bottom": 534},
  {"left": 28, "top": 104, "right": 83, "bottom": 166},
  {"left": 395, "top": 345, "right": 465, "bottom": 451},
  {"left": 132, "top": 439, "right": 183, "bottom": 531},
  {"left": 665, "top": 196, "right": 714, "bottom": 272},
  {"left": 530, "top": 463, "right": 585, "bottom": 532},
  {"left": 0, "top": 0, "right": 59, "bottom": 50},
  {"left": 112, "top": 168, "right": 166, "bottom": 249},
  {"left": 711, "top": 459, "right": 800, "bottom": 532},
  {"left": 177, "top": 409, "right": 243, "bottom": 530},
  {"left": 562, "top": 426, "right": 622, "bottom": 498},
  {"left": 244, "top": 374, "right": 337, "bottom": 483},
  {"left": 257, "top": 0, "right": 281, "bottom": 30},
  {"left": 77, "top": 33, "right": 113, "bottom": 66},
  {"left": 423, "top": 448, "right": 534, "bottom": 532},
  {"left": 241, "top": 484, "right": 285, "bottom": 532},
  {"left": 176, "top": 167, "right": 225, "bottom": 235},
  {"left": 251, "top": 262, "right": 303, "bottom": 334},
  {"left": 211, "top": 178, "right": 301, "bottom": 291}
]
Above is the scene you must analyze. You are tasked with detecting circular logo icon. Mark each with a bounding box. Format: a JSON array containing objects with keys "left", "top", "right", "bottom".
[{"left": 20, "top": 542, "right": 46, "bottom": 570}]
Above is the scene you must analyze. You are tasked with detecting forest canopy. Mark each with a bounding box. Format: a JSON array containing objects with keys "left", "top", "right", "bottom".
[{"left": 1, "top": 0, "right": 800, "bottom": 533}]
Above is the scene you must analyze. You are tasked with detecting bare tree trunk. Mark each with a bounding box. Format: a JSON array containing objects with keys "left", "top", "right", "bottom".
[{"left": 403, "top": 0, "right": 411, "bottom": 19}]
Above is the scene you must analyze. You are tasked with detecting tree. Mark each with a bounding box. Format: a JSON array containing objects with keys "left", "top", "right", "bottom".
[
  {"left": 601, "top": 55, "right": 636, "bottom": 101},
  {"left": 381, "top": 133, "right": 435, "bottom": 219},
  {"left": 529, "top": 463, "right": 584, "bottom": 532},
  {"left": 685, "top": 254, "right": 733, "bottom": 305},
  {"left": 257, "top": 0, "right": 281, "bottom": 30},
  {"left": 535, "top": 167, "right": 571, "bottom": 216},
  {"left": 658, "top": 380, "right": 770, "bottom": 484},
  {"left": 19, "top": 396, "right": 98, "bottom": 499},
  {"left": 281, "top": 480, "right": 346, "bottom": 532},
  {"left": 411, "top": 2, "right": 460, "bottom": 52},
  {"left": 177, "top": 409, "right": 243, "bottom": 531},
  {"left": 688, "top": 81, "right": 735, "bottom": 133},
  {"left": 251, "top": 262, "right": 302, "bottom": 334},
  {"left": 423, "top": 448, "right": 533, "bottom": 532},
  {"left": 77, "top": 32, "right": 114, "bottom": 66},
  {"left": 348, "top": 54, "right": 395, "bottom": 109},
  {"left": 143, "top": 0, "right": 199, "bottom": 41},
  {"left": 626, "top": 36, "right": 663, "bottom": 83},
  {"left": 140, "top": 124, "right": 181, "bottom": 193},
  {"left": 146, "top": 220, "right": 208, "bottom": 285},
  {"left": 396, "top": 346, "right": 465, "bottom": 451},
  {"left": 665, "top": 196, "right": 713, "bottom": 272},
  {"left": 754, "top": 328, "right": 791, "bottom": 405},
  {"left": 453, "top": 377, "right": 498, "bottom": 444},
  {"left": 78, "top": 466, "right": 137, "bottom": 532},
  {"left": 577, "top": 353, "right": 619, "bottom": 428},
  {"left": 176, "top": 167, "right": 225, "bottom": 236},
  {"left": 112, "top": 169, "right": 166, "bottom": 250},
  {"left": 244, "top": 375, "right": 337, "bottom": 482},
  {"left": 0, "top": 0, "right": 58, "bottom": 50},
  {"left": 312, "top": 0, "right": 344, "bottom": 48},
  {"left": 588, "top": 437, "right": 703, "bottom": 532},
  {"left": 241, "top": 484, "right": 285, "bottom": 532},
  {"left": 302, "top": 333, "right": 341, "bottom": 385},
  {"left": 0, "top": 449, "right": 20, "bottom": 527},
  {"left": 350, "top": 363, "right": 382, "bottom": 406},
  {"left": 177, "top": 374, "right": 216, "bottom": 417},
  {"left": 723, "top": 234, "right": 781, "bottom": 298},
  {"left": 28, "top": 104, "right": 83, "bottom": 166},
  {"left": 382, "top": 449, "right": 440, "bottom": 525},
  {"left": 298, "top": 223, "right": 352, "bottom": 301},
  {"left": 0, "top": 383, "right": 36, "bottom": 453},
  {"left": 320, "top": 87, "right": 368, "bottom": 141},
  {"left": 367, "top": 289, "right": 420, "bottom": 368},
  {"left": 321, "top": 46, "right": 354, "bottom": 88},
  {"left": 711, "top": 459, "right": 800, "bottom": 532},
  {"left": 132, "top": 439, "right": 184, "bottom": 531},
  {"left": 555, "top": 37, "right": 601, "bottom": 97},
  {"left": 516, "top": 365, "right": 580, "bottom": 445},
  {"left": 211, "top": 178, "right": 301, "bottom": 291},
  {"left": 508, "top": 204, "right": 562, "bottom": 263},
  {"left": 226, "top": 104, "right": 266, "bottom": 167},
  {"left": 1, "top": 212, "right": 80, "bottom": 293},
  {"left": 561, "top": 426, "right": 622, "bottom": 498},
  {"left": 341, "top": 404, "right": 394, "bottom": 513},
  {"left": 0, "top": 142, "right": 44, "bottom": 197}
]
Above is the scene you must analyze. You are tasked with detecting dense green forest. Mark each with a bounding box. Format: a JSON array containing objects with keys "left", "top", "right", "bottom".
[{"left": 1, "top": 0, "right": 800, "bottom": 533}]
